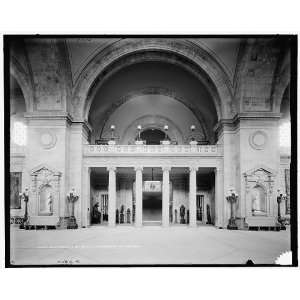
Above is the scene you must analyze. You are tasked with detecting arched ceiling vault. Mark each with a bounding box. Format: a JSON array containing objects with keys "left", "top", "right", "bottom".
[
  {"left": 72, "top": 38, "right": 235, "bottom": 122},
  {"left": 87, "top": 59, "right": 219, "bottom": 143}
]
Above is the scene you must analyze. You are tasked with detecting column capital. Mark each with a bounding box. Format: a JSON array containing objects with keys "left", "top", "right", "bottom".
[
  {"left": 189, "top": 166, "right": 198, "bottom": 172},
  {"left": 162, "top": 166, "right": 171, "bottom": 172},
  {"left": 214, "top": 166, "right": 223, "bottom": 174},
  {"left": 107, "top": 166, "right": 116, "bottom": 172},
  {"left": 134, "top": 166, "right": 143, "bottom": 172}
]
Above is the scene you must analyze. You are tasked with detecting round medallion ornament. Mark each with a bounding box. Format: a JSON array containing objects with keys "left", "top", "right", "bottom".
[
  {"left": 249, "top": 130, "right": 268, "bottom": 150},
  {"left": 40, "top": 130, "right": 57, "bottom": 149}
]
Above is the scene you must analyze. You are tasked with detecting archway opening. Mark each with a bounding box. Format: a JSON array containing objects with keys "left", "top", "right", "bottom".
[{"left": 139, "top": 128, "right": 169, "bottom": 145}]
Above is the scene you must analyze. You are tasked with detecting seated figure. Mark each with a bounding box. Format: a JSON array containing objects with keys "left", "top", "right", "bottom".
[
  {"left": 91, "top": 202, "right": 101, "bottom": 224},
  {"left": 180, "top": 205, "right": 186, "bottom": 224}
]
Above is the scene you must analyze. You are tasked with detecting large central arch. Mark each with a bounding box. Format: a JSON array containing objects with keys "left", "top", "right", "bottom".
[{"left": 71, "top": 38, "right": 235, "bottom": 122}]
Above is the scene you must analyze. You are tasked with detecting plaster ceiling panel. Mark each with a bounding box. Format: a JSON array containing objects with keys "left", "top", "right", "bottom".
[
  {"left": 190, "top": 38, "right": 242, "bottom": 83},
  {"left": 66, "top": 38, "right": 121, "bottom": 83}
]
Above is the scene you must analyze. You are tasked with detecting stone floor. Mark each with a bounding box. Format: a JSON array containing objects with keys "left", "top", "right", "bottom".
[{"left": 9, "top": 225, "right": 291, "bottom": 265}]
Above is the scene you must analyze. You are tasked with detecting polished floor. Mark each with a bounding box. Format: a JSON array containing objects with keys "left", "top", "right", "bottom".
[{"left": 10, "top": 226, "right": 291, "bottom": 265}]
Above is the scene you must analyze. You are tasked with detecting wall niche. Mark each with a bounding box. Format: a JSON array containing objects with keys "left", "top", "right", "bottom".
[
  {"left": 30, "top": 164, "right": 62, "bottom": 216},
  {"left": 244, "top": 165, "right": 276, "bottom": 217}
]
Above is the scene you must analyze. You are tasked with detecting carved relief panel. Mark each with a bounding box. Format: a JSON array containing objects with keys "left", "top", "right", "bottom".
[
  {"left": 30, "top": 164, "right": 62, "bottom": 216},
  {"left": 243, "top": 166, "right": 276, "bottom": 217}
]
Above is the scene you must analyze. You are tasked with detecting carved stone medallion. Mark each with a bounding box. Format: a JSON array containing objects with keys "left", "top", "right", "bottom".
[
  {"left": 40, "top": 130, "right": 57, "bottom": 149},
  {"left": 249, "top": 130, "right": 268, "bottom": 150}
]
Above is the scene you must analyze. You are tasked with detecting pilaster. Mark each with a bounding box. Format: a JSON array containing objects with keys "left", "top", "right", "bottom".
[
  {"left": 134, "top": 166, "right": 143, "bottom": 227},
  {"left": 189, "top": 166, "right": 198, "bottom": 227},
  {"left": 107, "top": 166, "right": 117, "bottom": 227},
  {"left": 162, "top": 166, "right": 171, "bottom": 227}
]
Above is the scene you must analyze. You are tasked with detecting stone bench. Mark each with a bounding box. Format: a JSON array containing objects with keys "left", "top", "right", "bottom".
[{"left": 26, "top": 216, "right": 60, "bottom": 230}]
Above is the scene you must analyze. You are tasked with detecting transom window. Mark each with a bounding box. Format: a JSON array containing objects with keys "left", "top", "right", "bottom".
[
  {"left": 12, "top": 121, "right": 27, "bottom": 146},
  {"left": 279, "top": 122, "right": 291, "bottom": 147}
]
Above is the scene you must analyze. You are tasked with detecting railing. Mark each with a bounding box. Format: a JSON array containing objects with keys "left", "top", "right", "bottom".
[{"left": 84, "top": 144, "right": 222, "bottom": 156}]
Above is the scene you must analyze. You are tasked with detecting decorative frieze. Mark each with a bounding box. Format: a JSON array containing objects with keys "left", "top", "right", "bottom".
[{"left": 84, "top": 144, "right": 221, "bottom": 156}]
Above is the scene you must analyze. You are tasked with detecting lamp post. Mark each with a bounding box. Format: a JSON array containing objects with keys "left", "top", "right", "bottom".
[
  {"left": 137, "top": 125, "right": 142, "bottom": 140},
  {"left": 226, "top": 188, "right": 238, "bottom": 230},
  {"left": 277, "top": 189, "right": 287, "bottom": 230},
  {"left": 110, "top": 125, "right": 115, "bottom": 139},
  {"left": 190, "top": 125, "right": 196, "bottom": 140},
  {"left": 164, "top": 125, "right": 168, "bottom": 140},
  {"left": 67, "top": 188, "right": 79, "bottom": 229},
  {"left": 19, "top": 188, "right": 29, "bottom": 229}
]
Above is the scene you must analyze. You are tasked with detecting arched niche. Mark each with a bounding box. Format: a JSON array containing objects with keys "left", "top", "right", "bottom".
[
  {"left": 38, "top": 184, "right": 54, "bottom": 216},
  {"left": 119, "top": 115, "right": 186, "bottom": 145},
  {"left": 30, "top": 164, "right": 62, "bottom": 216},
  {"left": 244, "top": 166, "right": 276, "bottom": 217},
  {"left": 250, "top": 185, "right": 267, "bottom": 216},
  {"left": 139, "top": 129, "right": 169, "bottom": 145}
]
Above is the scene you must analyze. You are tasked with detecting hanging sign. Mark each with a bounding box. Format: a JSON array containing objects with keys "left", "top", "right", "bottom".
[{"left": 143, "top": 181, "right": 162, "bottom": 192}]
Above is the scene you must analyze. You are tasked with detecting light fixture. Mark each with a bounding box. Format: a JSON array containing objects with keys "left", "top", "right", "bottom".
[
  {"left": 137, "top": 125, "right": 142, "bottom": 140},
  {"left": 164, "top": 125, "right": 168, "bottom": 140},
  {"left": 110, "top": 125, "right": 115, "bottom": 139},
  {"left": 226, "top": 188, "right": 238, "bottom": 230}
]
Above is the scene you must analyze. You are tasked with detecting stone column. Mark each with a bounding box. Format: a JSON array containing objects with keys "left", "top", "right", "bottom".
[
  {"left": 214, "top": 167, "right": 224, "bottom": 228},
  {"left": 162, "top": 166, "right": 171, "bottom": 227},
  {"left": 189, "top": 166, "right": 198, "bottom": 227},
  {"left": 135, "top": 166, "right": 143, "bottom": 227},
  {"left": 107, "top": 166, "right": 116, "bottom": 227},
  {"left": 81, "top": 166, "right": 91, "bottom": 227}
]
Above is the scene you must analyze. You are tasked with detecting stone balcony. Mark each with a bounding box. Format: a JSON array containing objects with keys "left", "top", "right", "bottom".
[{"left": 83, "top": 144, "right": 222, "bottom": 157}]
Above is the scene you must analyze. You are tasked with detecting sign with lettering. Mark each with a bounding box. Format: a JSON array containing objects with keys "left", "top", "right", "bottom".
[
  {"left": 243, "top": 97, "right": 271, "bottom": 111},
  {"left": 143, "top": 181, "right": 162, "bottom": 192}
]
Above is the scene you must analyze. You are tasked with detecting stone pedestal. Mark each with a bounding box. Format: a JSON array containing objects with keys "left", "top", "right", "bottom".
[
  {"left": 67, "top": 216, "right": 78, "bottom": 229},
  {"left": 227, "top": 218, "right": 238, "bottom": 230}
]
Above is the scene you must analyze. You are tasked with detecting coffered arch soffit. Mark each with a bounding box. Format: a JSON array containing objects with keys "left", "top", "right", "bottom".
[{"left": 71, "top": 39, "right": 235, "bottom": 121}]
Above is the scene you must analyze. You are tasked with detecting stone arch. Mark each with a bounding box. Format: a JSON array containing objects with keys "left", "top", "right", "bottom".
[
  {"left": 71, "top": 39, "right": 235, "bottom": 122},
  {"left": 10, "top": 56, "right": 34, "bottom": 112},
  {"left": 271, "top": 49, "right": 290, "bottom": 113},
  {"left": 94, "top": 87, "right": 209, "bottom": 142}
]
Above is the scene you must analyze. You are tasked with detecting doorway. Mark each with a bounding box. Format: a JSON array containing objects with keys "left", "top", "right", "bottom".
[{"left": 143, "top": 192, "right": 162, "bottom": 224}]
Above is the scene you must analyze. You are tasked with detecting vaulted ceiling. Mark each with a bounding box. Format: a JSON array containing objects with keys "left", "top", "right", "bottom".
[{"left": 66, "top": 38, "right": 242, "bottom": 84}]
